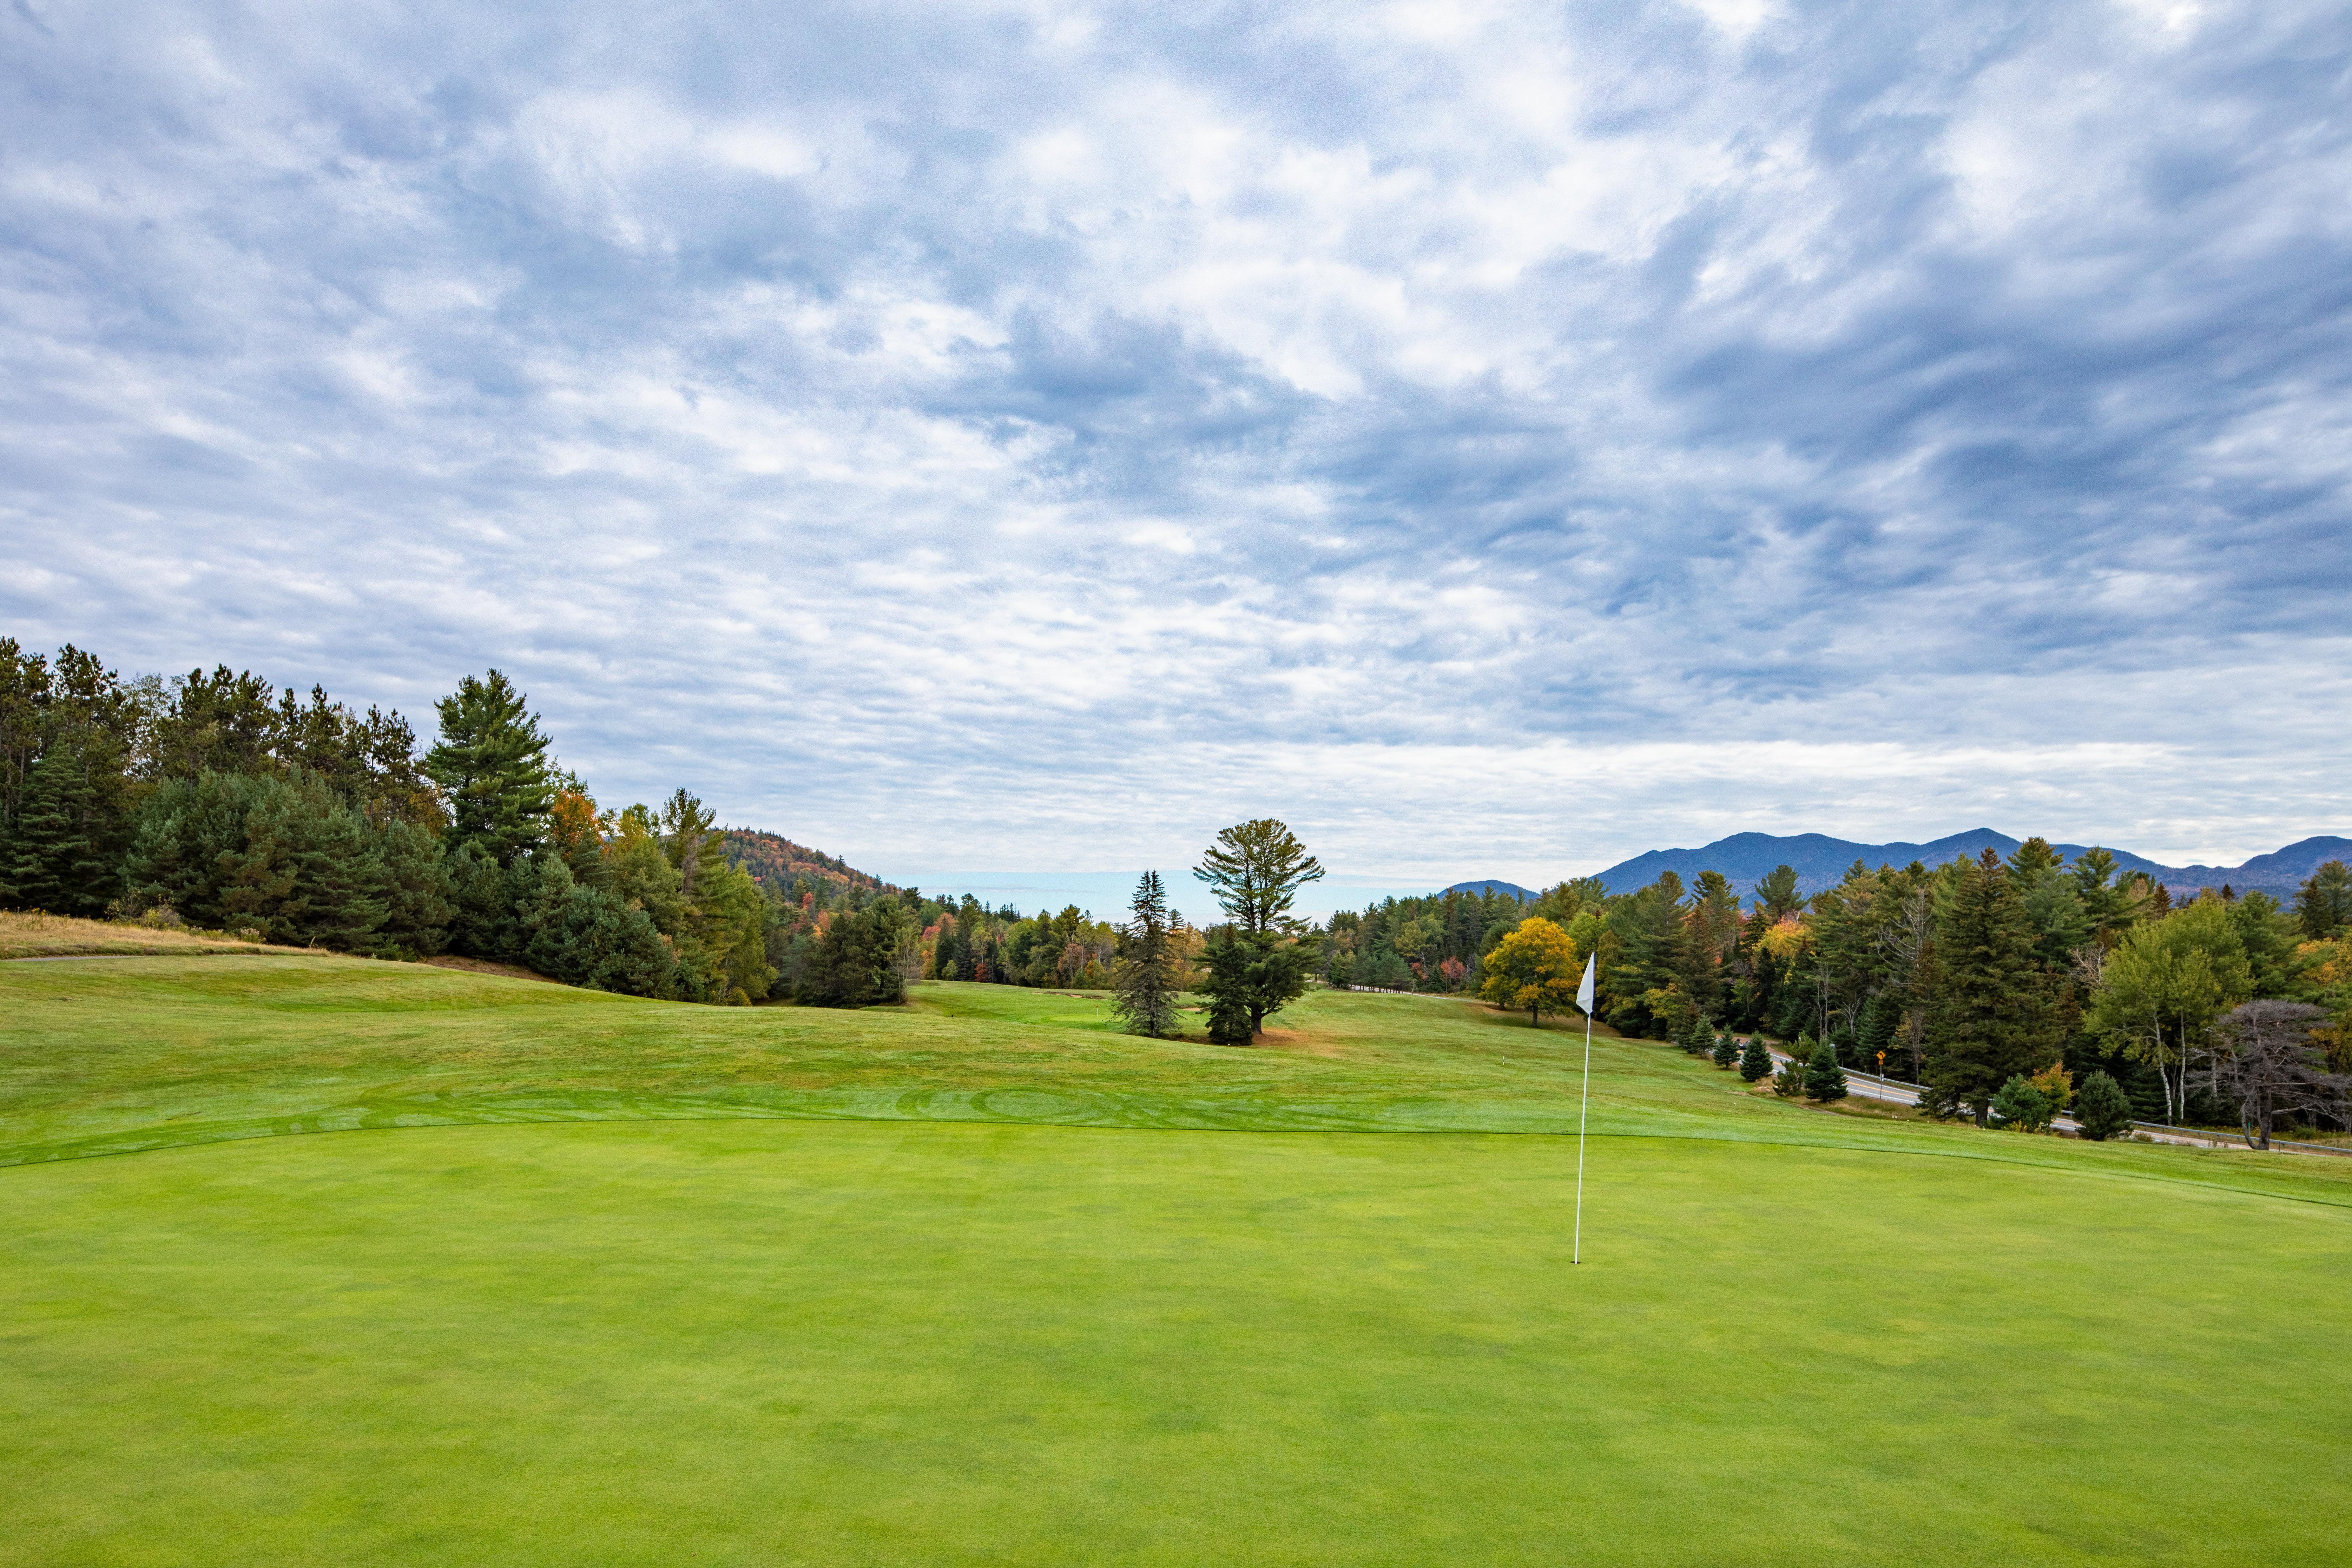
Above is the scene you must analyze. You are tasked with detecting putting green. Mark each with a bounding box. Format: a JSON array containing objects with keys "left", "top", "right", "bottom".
[
  {"left": 7, "top": 957, "right": 2350, "bottom": 1563},
  {"left": 4, "top": 1117, "right": 2347, "bottom": 1566}
]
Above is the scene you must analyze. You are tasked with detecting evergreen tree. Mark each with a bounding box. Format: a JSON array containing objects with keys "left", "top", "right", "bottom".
[
  {"left": 1859, "top": 992, "right": 1902, "bottom": 1075},
  {"left": 2073, "top": 1070, "right": 2134, "bottom": 1141},
  {"left": 660, "top": 789, "right": 726, "bottom": 903},
  {"left": 2295, "top": 861, "right": 2352, "bottom": 940},
  {"left": 1772, "top": 1056, "right": 1806, "bottom": 1097},
  {"left": 374, "top": 818, "right": 454, "bottom": 956},
  {"left": 1198, "top": 924, "right": 1259, "bottom": 1044},
  {"left": 1603, "top": 872, "right": 1685, "bottom": 1037},
  {"left": 1739, "top": 1034, "right": 1773, "bottom": 1082},
  {"left": 1804, "top": 1039, "right": 1848, "bottom": 1102},
  {"left": 423, "top": 671, "right": 555, "bottom": 866},
  {"left": 795, "top": 900, "right": 909, "bottom": 1007},
  {"left": 123, "top": 770, "right": 405, "bottom": 951},
  {"left": 1923, "top": 849, "right": 2052, "bottom": 1125},
  {"left": 1111, "top": 871, "right": 1183, "bottom": 1037},
  {"left": 1192, "top": 820, "right": 1322, "bottom": 1034},
  {"left": 1989, "top": 1074, "right": 2054, "bottom": 1133},
  {"left": 0, "top": 737, "right": 119, "bottom": 915},
  {"left": 515, "top": 856, "right": 676, "bottom": 997},
  {"left": 1193, "top": 818, "right": 1324, "bottom": 935},
  {"left": 1711, "top": 1032, "right": 1738, "bottom": 1068}
]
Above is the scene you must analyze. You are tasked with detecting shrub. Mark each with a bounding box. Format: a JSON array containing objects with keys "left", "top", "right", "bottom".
[
  {"left": 1773, "top": 1058, "right": 1806, "bottom": 1098},
  {"left": 1989, "top": 1075, "right": 2055, "bottom": 1133},
  {"left": 2074, "top": 1070, "right": 2134, "bottom": 1141}
]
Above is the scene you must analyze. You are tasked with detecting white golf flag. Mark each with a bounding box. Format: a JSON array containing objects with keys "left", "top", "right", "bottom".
[{"left": 1576, "top": 953, "right": 1596, "bottom": 1014}]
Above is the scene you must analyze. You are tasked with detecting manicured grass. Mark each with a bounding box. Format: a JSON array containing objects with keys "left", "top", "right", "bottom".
[
  {"left": 5, "top": 1119, "right": 2349, "bottom": 1566},
  {"left": 5, "top": 957, "right": 2351, "bottom": 1563},
  {"left": 5, "top": 958, "right": 2346, "bottom": 1204}
]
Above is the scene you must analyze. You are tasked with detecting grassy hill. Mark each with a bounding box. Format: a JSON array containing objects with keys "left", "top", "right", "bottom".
[{"left": 4, "top": 958, "right": 2349, "bottom": 1564}]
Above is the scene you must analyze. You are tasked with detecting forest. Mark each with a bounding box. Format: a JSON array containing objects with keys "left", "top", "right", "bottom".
[
  {"left": 7, "top": 636, "right": 2348, "bottom": 1133},
  {"left": 0, "top": 639, "right": 983, "bottom": 1006}
]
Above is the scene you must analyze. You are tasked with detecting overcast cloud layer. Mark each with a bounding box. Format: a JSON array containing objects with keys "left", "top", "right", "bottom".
[{"left": 5, "top": 0, "right": 2349, "bottom": 882}]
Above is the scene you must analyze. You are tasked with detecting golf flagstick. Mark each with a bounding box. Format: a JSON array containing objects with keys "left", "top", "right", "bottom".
[{"left": 1572, "top": 953, "right": 1597, "bottom": 1265}]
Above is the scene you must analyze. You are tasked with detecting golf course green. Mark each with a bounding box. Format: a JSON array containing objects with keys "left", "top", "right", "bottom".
[{"left": 5, "top": 957, "right": 2349, "bottom": 1564}]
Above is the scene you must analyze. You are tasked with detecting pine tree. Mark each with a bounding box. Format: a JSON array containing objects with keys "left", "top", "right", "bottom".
[
  {"left": 1711, "top": 1032, "right": 1738, "bottom": 1068},
  {"left": 1111, "top": 871, "right": 1182, "bottom": 1038},
  {"left": 1739, "top": 1035, "right": 1772, "bottom": 1082},
  {"left": 1198, "top": 924, "right": 1257, "bottom": 1044},
  {"left": 1923, "top": 849, "right": 2052, "bottom": 1125},
  {"left": 2294, "top": 861, "right": 2352, "bottom": 940},
  {"left": 1191, "top": 820, "right": 1323, "bottom": 1035},
  {"left": 660, "top": 789, "right": 726, "bottom": 904},
  {"left": 2073, "top": 1070, "right": 2134, "bottom": 1141},
  {"left": 1859, "top": 991, "right": 1902, "bottom": 1074},
  {"left": 423, "top": 671, "right": 555, "bottom": 866},
  {"left": 1805, "top": 1039, "right": 1849, "bottom": 1101},
  {"left": 0, "top": 739, "right": 117, "bottom": 915}
]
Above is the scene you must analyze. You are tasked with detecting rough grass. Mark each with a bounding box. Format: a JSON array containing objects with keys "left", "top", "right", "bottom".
[
  {"left": 4, "top": 958, "right": 2351, "bottom": 1565},
  {"left": 0, "top": 909, "right": 303, "bottom": 959}
]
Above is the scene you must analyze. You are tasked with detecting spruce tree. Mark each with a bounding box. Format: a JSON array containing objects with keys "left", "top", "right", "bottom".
[
  {"left": 1739, "top": 1034, "right": 1773, "bottom": 1082},
  {"left": 1923, "top": 849, "right": 2052, "bottom": 1125},
  {"left": 1111, "top": 871, "right": 1182, "bottom": 1038},
  {"left": 1711, "top": 1032, "right": 1737, "bottom": 1068},
  {"left": 1805, "top": 1039, "right": 1849, "bottom": 1102},
  {"left": 2072, "top": 1070, "right": 2134, "bottom": 1141},
  {"left": 423, "top": 671, "right": 556, "bottom": 866}
]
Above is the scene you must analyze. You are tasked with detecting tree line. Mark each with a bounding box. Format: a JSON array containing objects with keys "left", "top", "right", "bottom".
[{"left": 1439, "top": 843, "right": 2352, "bottom": 1140}]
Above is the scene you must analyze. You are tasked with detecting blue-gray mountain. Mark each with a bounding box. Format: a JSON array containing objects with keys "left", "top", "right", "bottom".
[
  {"left": 1443, "top": 879, "right": 1539, "bottom": 901},
  {"left": 1589, "top": 831, "right": 2352, "bottom": 901}
]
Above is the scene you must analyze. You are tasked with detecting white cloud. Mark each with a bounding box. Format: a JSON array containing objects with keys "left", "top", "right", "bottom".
[{"left": 2, "top": 0, "right": 2348, "bottom": 882}]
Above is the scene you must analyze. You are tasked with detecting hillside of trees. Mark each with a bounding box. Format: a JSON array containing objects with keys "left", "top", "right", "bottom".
[{"left": 721, "top": 828, "right": 889, "bottom": 903}]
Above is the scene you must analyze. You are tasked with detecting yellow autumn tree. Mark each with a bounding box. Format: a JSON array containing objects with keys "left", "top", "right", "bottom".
[{"left": 1478, "top": 917, "right": 1582, "bottom": 1027}]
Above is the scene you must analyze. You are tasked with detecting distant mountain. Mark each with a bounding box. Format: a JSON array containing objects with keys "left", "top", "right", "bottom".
[
  {"left": 721, "top": 829, "right": 892, "bottom": 896},
  {"left": 1593, "top": 830, "right": 2352, "bottom": 901},
  {"left": 1444, "top": 878, "right": 1537, "bottom": 901}
]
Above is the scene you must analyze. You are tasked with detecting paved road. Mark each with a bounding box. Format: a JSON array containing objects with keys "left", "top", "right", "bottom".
[{"left": 1752, "top": 1041, "right": 2251, "bottom": 1149}]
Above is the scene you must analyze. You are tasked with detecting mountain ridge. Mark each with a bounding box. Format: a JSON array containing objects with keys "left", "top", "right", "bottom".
[{"left": 1590, "top": 830, "right": 2352, "bottom": 900}]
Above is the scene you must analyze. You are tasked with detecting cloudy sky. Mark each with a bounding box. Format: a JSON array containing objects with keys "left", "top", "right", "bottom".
[{"left": 5, "top": 0, "right": 2348, "bottom": 891}]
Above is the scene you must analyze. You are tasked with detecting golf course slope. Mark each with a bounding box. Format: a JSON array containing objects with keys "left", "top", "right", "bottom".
[{"left": 5, "top": 957, "right": 2347, "bottom": 1566}]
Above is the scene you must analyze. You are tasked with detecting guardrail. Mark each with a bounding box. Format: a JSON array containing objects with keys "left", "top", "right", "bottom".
[{"left": 2128, "top": 1121, "right": 2352, "bottom": 1158}]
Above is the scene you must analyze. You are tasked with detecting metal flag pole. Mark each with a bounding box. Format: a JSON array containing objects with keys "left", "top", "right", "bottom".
[{"left": 1572, "top": 953, "right": 1597, "bottom": 1266}]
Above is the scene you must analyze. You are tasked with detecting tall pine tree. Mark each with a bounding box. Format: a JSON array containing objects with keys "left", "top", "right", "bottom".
[
  {"left": 0, "top": 737, "right": 117, "bottom": 915},
  {"left": 1192, "top": 819, "right": 1322, "bottom": 1036},
  {"left": 1923, "top": 849, "right": 2051, "bottom": 1125},
  {"left": 423, "top": 671, "right": 555, "bottom": 866},
  {"left": 1111, "top": 870, "right": 1183, "bottom": 1037}
]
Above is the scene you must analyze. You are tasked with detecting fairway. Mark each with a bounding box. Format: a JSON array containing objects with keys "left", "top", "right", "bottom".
[{"left": 5, "top": 961, "right": 2351, "bottom": 1564}]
